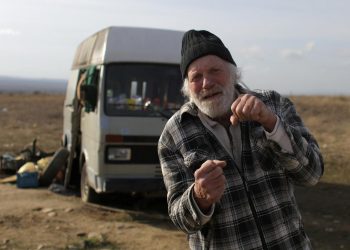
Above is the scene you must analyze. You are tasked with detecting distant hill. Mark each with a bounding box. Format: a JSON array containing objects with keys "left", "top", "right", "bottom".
[{"left": 0, "top": 75, "right": 67, "bottom": 93}]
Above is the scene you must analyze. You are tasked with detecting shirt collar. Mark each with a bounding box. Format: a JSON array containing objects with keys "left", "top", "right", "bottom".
[
  {"left": 178, "top": 102, "right": 224, "bottom": 130},
  {"left": 198, "top": 110, "right": 219, "bottom": 128},
  {"left": 179, "top": 101, "right": 198, "bottom": 122}
]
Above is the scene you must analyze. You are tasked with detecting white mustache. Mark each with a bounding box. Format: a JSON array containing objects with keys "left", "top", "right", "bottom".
[{"left": 198, "top": 87, "right": 224, "bottom": 100}]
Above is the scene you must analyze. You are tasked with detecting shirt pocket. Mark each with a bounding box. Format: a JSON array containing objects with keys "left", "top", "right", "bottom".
[{"left": 183, "top": 150, "right": 213, "bottom": 174}]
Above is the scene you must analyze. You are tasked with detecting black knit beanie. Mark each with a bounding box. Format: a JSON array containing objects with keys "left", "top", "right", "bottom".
[{"left": 180, "top": 29, "right": 236, "bottom": 78}]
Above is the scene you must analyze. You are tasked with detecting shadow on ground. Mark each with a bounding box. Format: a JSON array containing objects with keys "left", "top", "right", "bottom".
[
  {"left": 78, "top": 182, "right": 349, "bottom": 249},
  {"left": 295, "top": 182, "right": 349, "bottom": 249}
]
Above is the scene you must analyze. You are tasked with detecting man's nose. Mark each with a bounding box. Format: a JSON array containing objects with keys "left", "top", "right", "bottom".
[{"left": 202, "top": 75, "right": 214, "bottom": 89}]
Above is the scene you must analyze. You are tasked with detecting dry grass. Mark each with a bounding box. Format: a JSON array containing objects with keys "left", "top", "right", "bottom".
[
  {"left": 290, "top": 96, "right": 350, "bottom": 185},
  {"left": 0, "top": 93, "right": 64, "bottom": 156},
  {"left": 1, "top": 93, "right": 349, "bottom": 185}
]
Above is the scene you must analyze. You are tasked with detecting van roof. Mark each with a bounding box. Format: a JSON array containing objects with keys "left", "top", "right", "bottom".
[{"left": 71, "top": 26, "right": 184, "bottom": 69}]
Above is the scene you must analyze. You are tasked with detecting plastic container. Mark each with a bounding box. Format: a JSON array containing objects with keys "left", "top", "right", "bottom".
[{"left": 16, "top": 172, "right": 39, "bottom": 188}]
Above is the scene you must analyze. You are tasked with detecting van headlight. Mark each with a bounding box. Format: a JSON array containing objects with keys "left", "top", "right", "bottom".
[{"left": 106, "top": 147, "right": 131, "bottom": 161}]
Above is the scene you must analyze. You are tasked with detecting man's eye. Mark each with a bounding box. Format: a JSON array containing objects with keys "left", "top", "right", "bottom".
[{"left": 190, "top": 75, "right": 201, "bottom": 82}]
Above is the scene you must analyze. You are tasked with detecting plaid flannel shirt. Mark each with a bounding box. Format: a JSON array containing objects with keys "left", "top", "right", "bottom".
[{"left": 158, "top": 88, "right": 324, "bottom": 250}]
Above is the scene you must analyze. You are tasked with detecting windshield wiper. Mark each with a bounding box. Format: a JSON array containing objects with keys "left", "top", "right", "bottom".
[
  {"left": 144, "top": 101, "right": 175, "bottom": 119},
  {"left": 156, "top": 110, "right": 173, "bottom": 119}
]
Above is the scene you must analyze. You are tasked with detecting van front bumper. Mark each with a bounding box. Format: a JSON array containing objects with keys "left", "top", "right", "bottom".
[{"left": 94, "top": 176, "right": 166, "bottom": 194}]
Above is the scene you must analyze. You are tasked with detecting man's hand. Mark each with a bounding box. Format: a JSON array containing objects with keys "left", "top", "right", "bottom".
[
  {"left": 193, "top": 160, "right": 227, "bottom": 213},
  {"left": 230, "top": 94, "right": 277, "bottom": 132}
]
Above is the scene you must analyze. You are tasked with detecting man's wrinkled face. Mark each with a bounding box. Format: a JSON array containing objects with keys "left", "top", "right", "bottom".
[{"left": 187, "top": 55, "right": 235, "bottom": 119}]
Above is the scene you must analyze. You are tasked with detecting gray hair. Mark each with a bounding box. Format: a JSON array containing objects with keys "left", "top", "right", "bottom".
[{"left": 181, "top": 63, "right": 241, "bottom": 99}]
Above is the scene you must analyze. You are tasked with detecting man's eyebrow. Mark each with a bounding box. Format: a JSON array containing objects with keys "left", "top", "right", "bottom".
[{"left": 189, "top": 70, "right": 200, "bottom": 77}]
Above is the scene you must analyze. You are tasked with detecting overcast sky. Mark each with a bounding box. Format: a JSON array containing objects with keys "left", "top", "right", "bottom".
[{"left": 1, "top": 0, "right": 349, "bottom": 95}]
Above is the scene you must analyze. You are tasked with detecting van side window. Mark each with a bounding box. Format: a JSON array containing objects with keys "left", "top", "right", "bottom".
[{"left": 78, "top": 66, "right": 100, "bottom": 112}]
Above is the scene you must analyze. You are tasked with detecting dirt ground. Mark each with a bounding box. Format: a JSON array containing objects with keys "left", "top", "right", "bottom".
[
  {"left": 0, "top": 93, "right": 349, "bottom": 249},
  {"left": 0, "top": 183, "right": 188, "bottom": 250}
]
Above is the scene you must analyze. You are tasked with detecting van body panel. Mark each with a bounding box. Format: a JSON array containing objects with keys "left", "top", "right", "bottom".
[
  {"left": 63, "top": 70, "right": 80, "bottom": 150},
  {"left": 72, "top": 26, "right": 183, "bottom": 69},
  {"left": 102, "top": 117, "right": 168, "bottom": 136}
]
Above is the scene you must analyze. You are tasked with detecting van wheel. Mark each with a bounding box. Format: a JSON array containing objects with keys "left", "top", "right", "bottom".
[{"left": 80, "top": 163, "right": 99, "bottom": 203}]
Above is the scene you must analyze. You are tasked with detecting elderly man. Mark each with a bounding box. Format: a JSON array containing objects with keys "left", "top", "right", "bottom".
[{"left": 158, "top": 29, "right": 323, "bottom": 249}]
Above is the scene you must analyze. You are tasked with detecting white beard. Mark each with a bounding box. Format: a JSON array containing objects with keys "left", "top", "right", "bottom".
[{"left": 190, "top": 83, "right": 236, "bottom": 119}]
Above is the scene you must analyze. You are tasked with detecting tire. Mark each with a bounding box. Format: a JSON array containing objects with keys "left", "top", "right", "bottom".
[
  {"left": 80, "top": 163, "right": 99, "bottom": 203},
  {"left": 39, "top": 147, "right": 69, "bottom": 186}
]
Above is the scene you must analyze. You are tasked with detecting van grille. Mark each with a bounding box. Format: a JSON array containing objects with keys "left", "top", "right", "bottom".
[
  {"left": 105, "top": 145, "right": 159, "bottom": 164},
  {"left": 154, "top": 165, "right": 163, "bottom": 178}
]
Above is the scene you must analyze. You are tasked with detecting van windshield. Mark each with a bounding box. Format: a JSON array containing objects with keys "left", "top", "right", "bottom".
[{"left": 104, "top": 63, "right": 184, "bottom": 117}]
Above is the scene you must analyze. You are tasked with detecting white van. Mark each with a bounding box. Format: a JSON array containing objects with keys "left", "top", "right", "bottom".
[{"left": 62, "top": 26, "right": 184, "bottom": 202}]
